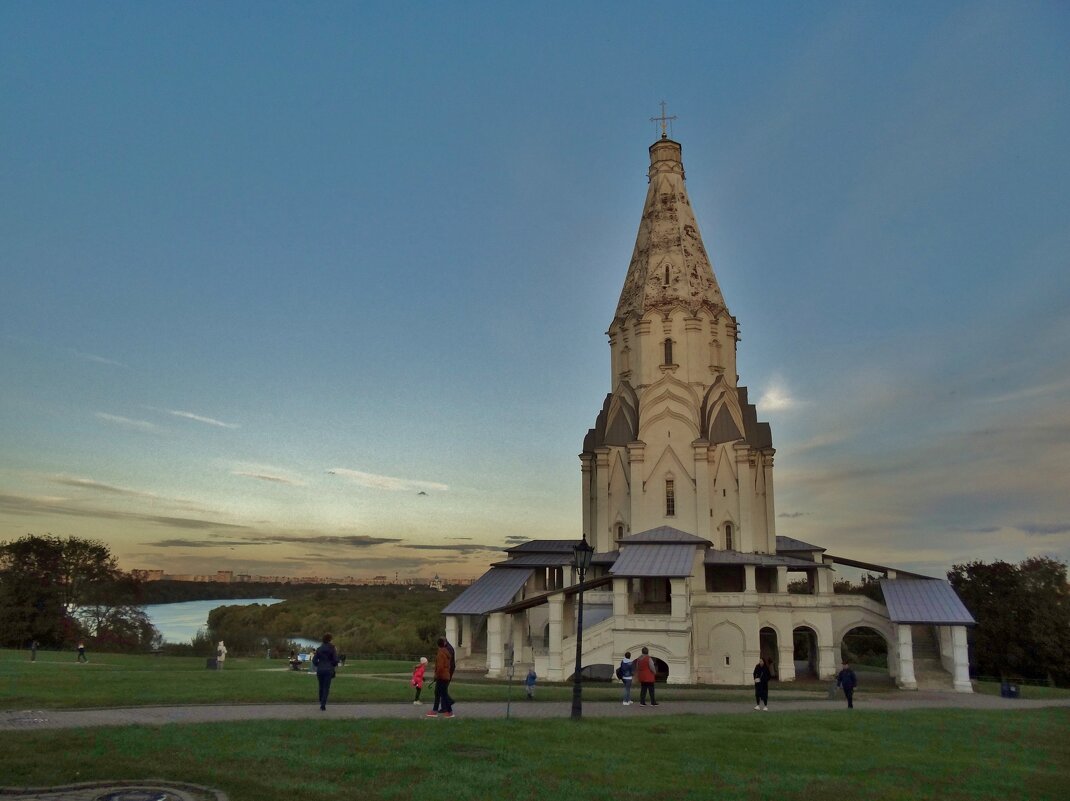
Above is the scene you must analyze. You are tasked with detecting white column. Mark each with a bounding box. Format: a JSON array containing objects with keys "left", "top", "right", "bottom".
[
  {"left": 445, "top": 616, "right": 459, "bottom": 650},
  {"left": 763, "top": 453, "right": 776, "bottom": 551},
  {"left": 776, "top": 565, "right": 788, "bottom": 593},
  {"left": 594, "top": 448, "right": 610, "bottom": 550},
  {"left": 546, "top": 595, "right": 565, "bottom": 681},
  {"left": 815, "top": 568, "right": 832, "bottom": 595},
  {"left": 897, "top": 624, "right": 917, "bottom": 690},
  {"left": 486, "top": 612, "right": 505, "bottom": 677},
  {"left": 744, "top": 565, "right": 756, "bottom": 594},
  {"left": 460, "top": 616, "right": 473, "bottom": 658},
  {"left": 580, "top": 455, "right": 593, "bottom": 543},
  {"left": 951, "top": 625, "right": 972, "bottom": 693},
  {"left": 735, "top": 445, "right": 753, "bottom": 552},
  {"left": 511, "top": 615, "right": 526, "bottom": 666},
  {"left": 628, "top": 442, "right": 646, "bottom": 531}
]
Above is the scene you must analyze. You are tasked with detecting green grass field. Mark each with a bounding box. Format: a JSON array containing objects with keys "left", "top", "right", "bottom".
[{"left": 2, "top": 650, "right": 1068, "bottom": 801}]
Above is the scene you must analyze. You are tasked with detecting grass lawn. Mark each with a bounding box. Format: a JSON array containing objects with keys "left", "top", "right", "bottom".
[
  {"left": 1, "top": 709, "right": 1067, "bottom": 801},
  {"left": 1, "top": 649, "right": 856, "bottom": 708}
]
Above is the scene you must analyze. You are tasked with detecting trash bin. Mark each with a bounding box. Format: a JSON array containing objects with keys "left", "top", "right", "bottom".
[
  {"left": 206, "top": 657, "right": 217, "bottom": 669},
  {"left": 1000, "top": 681, "right": 1020, "bottom": 698}
]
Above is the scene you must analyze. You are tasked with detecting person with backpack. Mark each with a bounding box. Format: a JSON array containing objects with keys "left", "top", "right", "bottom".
[
  {"left": 617, "top": 651, "right": 635, "bottom": 705},
  {"left": 636, "top": 646, "right": 658, "bottom": 706},
  {"left": 312, "top": 633, "right": 340, "bottom": 711}
]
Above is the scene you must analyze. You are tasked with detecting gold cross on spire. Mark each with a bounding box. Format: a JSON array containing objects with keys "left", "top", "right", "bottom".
[{"left": 650, "top": 101, "right": 677, "bottom": 139}]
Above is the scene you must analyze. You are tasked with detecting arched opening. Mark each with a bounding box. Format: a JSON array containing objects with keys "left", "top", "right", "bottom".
[
  {"left": 663, "top": 337, "right": 673, "bottom": 365},
  {"left": 793, "top": 626, "right": 819, "bottom": 677},
  {"left": 724, "top": 522, "right": 734, "bottom": 551},
  {"left": 759, "top": 626, "right": 779, "bottom": 678},
  {"left": 841, "top": 625, "right": 890, "bottom": 676}
]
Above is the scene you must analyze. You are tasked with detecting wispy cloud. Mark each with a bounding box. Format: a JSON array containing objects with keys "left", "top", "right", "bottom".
[
  {"left": 252, "top": 534, "right": 403, "bottom": 548},
  {"left": 233, "top": 471, "right": 305, "bottom": 487},
  {"left": 778, "top": 512, "right": 807, "bottom": 518},
  {"left": 406, "top": 543, "right": 504, "bottom": 554},
  {"left": 70, "top": 349, "right": 127, "bottom": 368},
  {"left": 757, "top": 378, "right": 801, "bottom": 412},
  {"left": 0, "top": 492, "right": 246, "bottom": 531},
  {"left": 166, "top": 409, "right": 239, "bottom": 428},
  {"left": 51, "top": 476, "right": 158, "bottom": 499},
  {"left": 327, "top": 468, "right": 449, "bottom": 493},
  {"left": 95, "top": 412, "right": 160, "bottom": 432},
  {"left": 1017, "top": 522, "right": 1070, "bottom": 536},
  {"left": 150, "top": 538, "right": 259, "bottom": 549},
  {"left": 975, "top": 379, "right": 1070, "bottom": 405}
]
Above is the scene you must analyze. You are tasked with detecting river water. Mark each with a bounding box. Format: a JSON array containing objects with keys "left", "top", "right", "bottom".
[{"left": 142, "top": 597, "right": 283, "bottom": 644}]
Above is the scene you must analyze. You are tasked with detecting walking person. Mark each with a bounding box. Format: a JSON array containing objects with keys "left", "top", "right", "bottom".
[
  {"left": 618, "top": 651, "right": 635, "bottom": 705},
  {"left": 215, "top": 641, "right": 227, "bottom": 669},
  {"left": 836, "top": 659, "right": 858, "bottom": 709},
  {"left": 76, "top": 642, "right": 87, "bottom": 663},
  {"left": 427, "top": 638, "right": 454, "bottom": 718},
  {"left": 636, "top": 646, "right": 658, "bottom": 706},
  {"left": 411, "top": 656, "right": 428, "bottom": 704},
  {"left": 753, "top": 656, "right": 771, "bottom": 711},
  {"left": 30, "top": 640, "right": 38, "bottom": 662},
  {"left": 313, "top": 633, "right": 340, "bottom": 710},
  {"left": 524, "top": 667, "right": 537, "bottom": 700}
]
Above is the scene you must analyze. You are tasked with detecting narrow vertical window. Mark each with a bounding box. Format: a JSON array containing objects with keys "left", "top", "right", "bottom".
[
  {"left": 663, "top": 265, "right": 670, "bottom": 286},
  {"left": 663, "top": 338, "right": 673, "bottom": 365},
  {"left": 725, "top": 523, "right": 734, "bottom": 551},
  {"left": 665, "top": 479, "right": 675, "bottom": 516},
  {"left": 616, "top": 524, "right": 624, "bottom": 541}
]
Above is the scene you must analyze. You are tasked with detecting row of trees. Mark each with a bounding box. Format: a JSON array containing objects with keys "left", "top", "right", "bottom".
[
  {"left": 0, "top": 534, "right": 158, "bottom": 651},
  {"left": 949, "top": 556, "right": 1070, "bottom": 685}
]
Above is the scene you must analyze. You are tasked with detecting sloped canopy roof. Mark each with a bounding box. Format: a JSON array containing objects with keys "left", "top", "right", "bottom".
[
  {"left": 610, "top": 544, "right": 697, "bottom": 577},
  {"left": 704, "top": 550, "right": 830, "bottom": 569},
  {"left": 622, "top": 526, "right": 708, "bottom": 544},
  {"left": 442, "top": 568, "right": 533, "bottom": 615},
  {"left": 879, "top": 578, "right": 976, "bottom": 625},
  {"left": 776, "top": 535, "right": 826, "bottom": 553},
  {"left": 492, "top": 553, "right": 573, "bottom": 568},
  {"left": 505, "top": 539, "right": 581, "bottom": 554}
]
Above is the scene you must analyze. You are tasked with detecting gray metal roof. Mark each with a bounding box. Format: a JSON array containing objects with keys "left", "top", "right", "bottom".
[
  {"left": 610, "top": 544, "right": 697, "bottom": 577},
  {"left": 491, "top": 553, "right": 572, "bottom": 568},
  {"left": 776, "top": 535, "right": 826, "bottom": 553},
  {"left": 704, "top": 550, "right": 829, "bottom": 568},
  {"left": 441, "top": 567, "right": 533, "bottom": 615},
  {"left": 592, "top": 550, "right": 619, "bottom": 565},
  {"left": 505, "top": 539, "right": 580, "bottom": 554},
  {"left": 621, "top": 526, "right": 709, "bottom": 544},
  {"left": 879, "top": 578, "right": 976, "bottom": 625}
]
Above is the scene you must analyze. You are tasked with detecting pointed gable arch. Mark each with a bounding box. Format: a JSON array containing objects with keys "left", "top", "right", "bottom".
[
  {"left": 643, "top": 443, "right": 694, "bottom": 488},
  {"left": 606, "top": 447, "right": 631, "bottom": 493},
  {"left": 604, "top": 381, "right": 640, "bottom": 446},
  {"left": 701, "top": 375, "right": 746, "bottom": 444}
]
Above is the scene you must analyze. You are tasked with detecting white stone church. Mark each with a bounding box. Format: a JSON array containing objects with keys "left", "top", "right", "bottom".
[{"left": 443, "top": 128, "right": 974, "bottom": 691}]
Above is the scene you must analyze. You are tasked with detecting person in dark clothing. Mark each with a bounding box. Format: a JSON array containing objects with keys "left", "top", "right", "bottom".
[
  {"left": 76, "top": 642, "right": 87, "bottom": 663},
  {"left": 313, "top": 633, "right": 340, "bottom": 710},
  {"left": 753, "top": 657, "right": 771, "bottom": 711},
  {"left": 428, "top": 638, "right": 454, "bottom": 717},
  {"left": 836, "top": 659, "right": 858, "bottom": 709}
]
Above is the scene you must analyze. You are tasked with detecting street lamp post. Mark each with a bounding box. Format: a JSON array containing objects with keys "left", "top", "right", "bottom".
[{"left": 570, "top": 534, "right": 595, "bottom": 720}]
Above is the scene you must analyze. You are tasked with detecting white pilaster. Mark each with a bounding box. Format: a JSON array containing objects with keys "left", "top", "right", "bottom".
[
  {"left": 744, "top": 564, "right": 756, "bottom": 594},
  {"left": 511, "top": 615, "right": 526, "bottom": 666},
  {"left": 670, "top": 577, "right": 688, "bottom": 620},
  {"left": 693, "top": 440, "right": 711, "bottom": 541},
  {"left": 776, "top": 565, "right": 788, "bottom": 593},
  {"left": 778, "top": 645, "right": 796, "bottom": 681},
  {"left": 445, "top": 616, "right": 459, "bottom": 651},
  {"left": 612, "top": 578, "right": 629, "bottom": 618}
]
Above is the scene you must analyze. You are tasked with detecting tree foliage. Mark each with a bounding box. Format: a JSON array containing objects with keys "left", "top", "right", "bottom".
[
  {"left": 202, "top": 585, "right": 462, "bottom": 657},
  {"left": 948, "top": 557, "right": 1070, "bottom": 684},
  {"left": 0, "top": 534, "right": 158, "bottom": 651}
]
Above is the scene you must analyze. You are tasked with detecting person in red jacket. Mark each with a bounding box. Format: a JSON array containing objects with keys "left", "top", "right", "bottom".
[
  {"left": 411, "top": 656, "right": 428, "bottom": 704},
  {"left": 636, "top": 646, "right": 659, "bottom": 706}
]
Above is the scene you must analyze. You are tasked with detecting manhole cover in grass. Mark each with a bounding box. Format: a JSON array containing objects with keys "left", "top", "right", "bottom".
[{"left": 95, "top": 790, "right": 185, "bottom": 801}]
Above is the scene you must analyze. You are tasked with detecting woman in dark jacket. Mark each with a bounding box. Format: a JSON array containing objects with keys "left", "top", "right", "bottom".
[{"left": 313, "top": 633, "right": 340, "bottom": 710}]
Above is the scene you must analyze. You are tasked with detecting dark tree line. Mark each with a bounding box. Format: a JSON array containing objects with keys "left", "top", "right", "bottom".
[
  {"left": 0, "top": 534, "right": 157, "bottom": 651},
  {"left": 949, "top": 556, "right": 1070, "bottom": 685}
]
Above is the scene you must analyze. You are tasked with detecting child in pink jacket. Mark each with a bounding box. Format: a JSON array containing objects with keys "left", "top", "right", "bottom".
[{"left": 411, "top": 656, "right": 428, "bottom": 704}]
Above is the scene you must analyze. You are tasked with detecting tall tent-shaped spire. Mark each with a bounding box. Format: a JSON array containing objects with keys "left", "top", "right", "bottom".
[{"left": 614, "top": 136, "right": 728, "bottom": 323}]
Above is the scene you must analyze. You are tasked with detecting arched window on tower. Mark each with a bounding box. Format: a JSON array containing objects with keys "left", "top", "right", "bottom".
[
  {"left": 616, "top": 524, "right": 624, "bottom": 542},
  {"left": 725, "top": 523, "right": 734, "bottom": 551},
  {"left": 665, "top": 479, "right": 675, "bottom": 517},
  {"left": 663, "top": 265, "right": 670, "bottom": 286},
  {"left": 663, "top": 338, "right": 673, "bottom": 365}
]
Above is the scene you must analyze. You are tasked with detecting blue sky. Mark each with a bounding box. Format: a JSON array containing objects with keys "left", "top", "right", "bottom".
[{"left": 2, "top": 1, "right": 1067, "bottom": 579}]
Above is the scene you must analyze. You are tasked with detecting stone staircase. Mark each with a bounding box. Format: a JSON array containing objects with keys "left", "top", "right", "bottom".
[{"left": 910, "top": 624, "right": 954, "bottom": 690}]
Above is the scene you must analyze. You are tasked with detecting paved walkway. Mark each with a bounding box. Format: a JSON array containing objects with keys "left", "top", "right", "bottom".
[{"left": 2, "top": 693, "right": 1067, "bottom": 801}]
